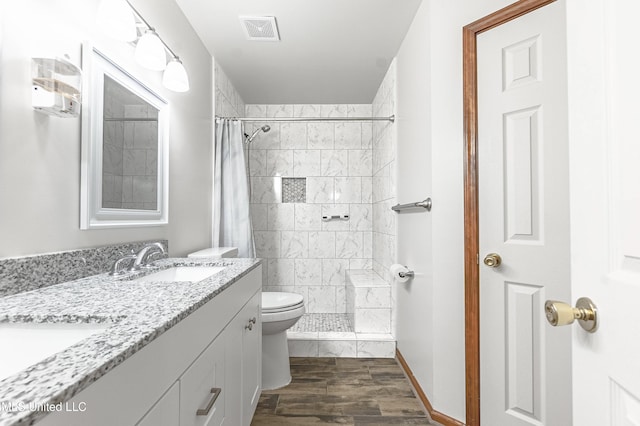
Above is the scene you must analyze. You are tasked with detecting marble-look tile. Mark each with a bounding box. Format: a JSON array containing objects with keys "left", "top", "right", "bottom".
[
  {"left": 322, "top": 259, "right": 349, "bottom": 286},
  {"left": 318, "top": 340, "right": 357, "bottom": 357},
  {"left": 348, "top": 150, "right": 373, "bottom": 177},
  {"left": 280, "top": 123, "right": 308, "bottom": 149},
  {"left": 355, "top": 287, "right": 391, "bottom": 308},
  {"left": 362, "top": 177, "right": 373, "bottom": 204},
  {"left": 103, "top": 121, "right": 124, "bottom": 147},
  {"left": 133, "top": 122, "right": 157, "bottom": 149},
  {"left": 123, "top": 149, "right": 147, "bottom": 175},
  {"left": 306, "top": 177, "right": 334, "bottom": 203},
  {"left": 131, "top": 176, "right": 157, "bottom": 203},
  {"left": 266, "top": 150, "right": 294, "bottom": 176},
  {"left": 336, "top": 232, "right": 364, "bottom": 259},
  {"left": 293, "top": 150, "right": 321, "bottom": 177},
  {"left": 267, "top": 104, "right": 294, "bottom": 118},
  {"left": 293, "top": 104, "right": 321, "bottom": 117},
  {"left": 321, "top": 204, "right": 350, "bottom": 231},
  {"left": 354, "top": 309, "right": 391, "bottom": 333},
  {"left": 281, "top": 231, "right": 309, "bottom": 258},
  {"left": 349, "top": 204, "right": 373, "bottom": 231},
  {"left": 335, "top": 123, "right": 362, "bottom": 149},
  {"left": 362, "top": 122, "right": 373, "bottom": 149},
  {"left": 245, "top": 104, "right": 266, "bottom": 118},
  {"left": 294, "top": 204, "right": 322, "bottom": 231},
  {"left": 254, "top": 231, "right": 281, "bottom": 258},
  {"left": 102, "top": 144, "right": 123, "bottom": 175},
  {"left": 307, "top": 286, "right": 336, "bottom": 313},
  {"left": 334, "top": 177, "right": 362, "bottom": 204},
  {"left": 251, "top": 177, "right": 282, "bottom": 203},
  {"left": 308, "top": 232, "right": 336, "bottom": 259},
  {"left": 288, "top": 331, "right": 319, "bottom": 340},
  {"left": 318, "top": 331, "right": 357, "bottom": 340},
  {"left": 250, "top": 204, "right": 268, "bottom": 230},
  {"left": 287, "top": 340, "right": 319, "bottom": 357},
  {"left": 250, "top": 122, "right": 281, "bottom": 150},
  {"left": 267, "top": 204, "right": 295, "bottom": 231},
  {"left": 336, "top": 286, "right": 347, "bottom": 313},
  {"left": 248, "top": 149, "right": 267, "bottom": 176},
  {"left": 267, "top": 259, "right": 295, "bottom": 287},
  {"left": 363, "top": 232, "right": 373, "bottom": 259},
  {"left": 356, "top": 341, "right": 396, "bottom": 358},
  {"left": 307, "top": 123, "right": 334, "bottom": 149},
  {"left": 321, "top": 150, "right": 348, "bottom": 176},
  {"left": 349, "top": 259, "right": 373, "bottom": 270},
  {"left": 320, "top": 104, "right": 348, "bottom": 118},
  {"left": 347, "top": 104, "right": 372, "bottom": 117},
  {"left": 294, "top": 259, "right": 322, "bottom": 285}
]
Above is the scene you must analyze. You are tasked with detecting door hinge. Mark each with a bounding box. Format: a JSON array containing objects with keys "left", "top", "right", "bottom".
[{"left": 476, "top": 253, "right": 479, "bottom": 265}]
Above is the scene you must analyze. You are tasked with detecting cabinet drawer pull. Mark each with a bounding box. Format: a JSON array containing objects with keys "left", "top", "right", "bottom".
[{"left": 196, "top": 387, "right": 222, "bottom": 416}]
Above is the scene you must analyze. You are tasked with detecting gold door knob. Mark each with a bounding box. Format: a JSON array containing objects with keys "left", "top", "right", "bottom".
[
  {"left": 544, "top": 297, "right": 598, "bottom": 333},
  {"left": 483, "top": 253, "right": 502, "bottom": 267}
]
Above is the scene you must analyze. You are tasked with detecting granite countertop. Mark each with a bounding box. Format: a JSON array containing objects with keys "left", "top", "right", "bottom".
[{"left": 0, "top": 257, "right": 262, "bottom": 426}]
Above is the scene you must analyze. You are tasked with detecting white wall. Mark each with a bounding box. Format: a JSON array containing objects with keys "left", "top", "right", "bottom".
[
  {"left": 394, "top": 0, "right": 514, "bottom": 421},
  {"left": 0, "top": 0, "right": 213, "bottom": 258}
]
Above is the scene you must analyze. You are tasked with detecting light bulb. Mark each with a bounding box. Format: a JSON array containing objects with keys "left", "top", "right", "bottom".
[
  {"left": 97, "top": 0, "right": 137, "bottom": 42},
  {"left": 134, "top": 29, "right": 166, "bottom": 71},
  {"left": 163, "top": 58, "right": 190, "bottom": 92}
]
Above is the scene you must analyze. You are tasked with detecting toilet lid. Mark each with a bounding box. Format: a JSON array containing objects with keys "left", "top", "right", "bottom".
[{"left": 262, "top": 292, "right": 304, "bottom": 312}]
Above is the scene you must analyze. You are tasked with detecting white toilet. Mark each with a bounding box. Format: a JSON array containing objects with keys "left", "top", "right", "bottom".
[
  {"left": 261, "top": 291, "right": 305, "bottom": 390},
  {"left": 187, "top": 247, "right": 305, "bottom": 390}
]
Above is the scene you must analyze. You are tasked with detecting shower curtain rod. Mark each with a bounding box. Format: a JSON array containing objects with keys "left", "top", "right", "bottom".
[{"left": 215, "top": 115, "right": 395, "bottom": 123}]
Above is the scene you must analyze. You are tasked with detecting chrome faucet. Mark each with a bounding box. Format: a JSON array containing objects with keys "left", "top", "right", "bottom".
[
  {"left": 109, "top": 253, "right": 137, "bottom": 276},
  {"left": 131, "top": 242, "right": 167, "bottom": 271}
]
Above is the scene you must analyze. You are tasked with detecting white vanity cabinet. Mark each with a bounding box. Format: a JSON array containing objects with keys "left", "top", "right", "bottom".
[
  {"left": 224, "top": 290, "right": 262, "bottom": 425},
  {"left": 38, "top": 266, "right": 262, "bottom": 426}
]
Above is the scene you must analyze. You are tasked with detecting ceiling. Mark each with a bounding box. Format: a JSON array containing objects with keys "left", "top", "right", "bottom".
[{"left": 174, "top": 0, "right": 423, "bottom": 104}]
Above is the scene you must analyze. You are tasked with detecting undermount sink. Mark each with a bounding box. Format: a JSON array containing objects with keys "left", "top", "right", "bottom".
[
  {"left": 0, "top": 322, "right": 111, "bottom": 381},
  {"left": 132, "top": 266, "right": 225, "bottom": 283}
]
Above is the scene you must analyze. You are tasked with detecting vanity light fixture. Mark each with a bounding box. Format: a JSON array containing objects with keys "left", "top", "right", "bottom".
[
  {"left": 96, "top": 0, "right": 190, "bottom": 92},
  {"left": 134, "top": 29, "right": 166, "bottom": 71},
  {"left": 162, "top": 57, "right": 190, "bottom": 92}
]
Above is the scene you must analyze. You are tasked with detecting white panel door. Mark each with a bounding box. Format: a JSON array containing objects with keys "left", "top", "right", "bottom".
[
  {"left": 567, "top": 0, "right": 640, "bottom": 424},
  {"left": 477, "top": 2, "right": 571, "bottom": 425}
]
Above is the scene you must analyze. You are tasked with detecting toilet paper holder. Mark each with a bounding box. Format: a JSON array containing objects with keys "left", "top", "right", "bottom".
[{"left": 398, "top": 268, "right": 414, "bottom": 279}]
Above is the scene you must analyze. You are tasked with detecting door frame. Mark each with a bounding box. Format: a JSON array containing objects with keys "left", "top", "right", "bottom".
[{"left": 462, "top": 1, "right": 556, "bottom": 425}]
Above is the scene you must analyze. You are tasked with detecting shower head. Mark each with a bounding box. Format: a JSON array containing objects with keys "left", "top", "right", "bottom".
[{"left": 245, "top": 124, "right": 271, "bottom": 144}]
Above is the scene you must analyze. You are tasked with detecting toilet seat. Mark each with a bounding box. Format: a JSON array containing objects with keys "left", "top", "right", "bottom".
[{"left": 262, "top": 292, "right": 304, "bottom": 313}]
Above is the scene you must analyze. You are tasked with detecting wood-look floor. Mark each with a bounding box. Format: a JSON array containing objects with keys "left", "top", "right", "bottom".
[{"left": 251, "top": 357, "right": 436, "bottom": 425}]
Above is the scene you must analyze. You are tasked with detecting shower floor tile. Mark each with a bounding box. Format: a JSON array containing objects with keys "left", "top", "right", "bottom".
[{"left": 290, "top": 313, "right": 354, "bottom": 333}]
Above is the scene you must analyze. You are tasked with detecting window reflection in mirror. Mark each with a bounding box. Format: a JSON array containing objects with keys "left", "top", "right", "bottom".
[{"left": 102, "top": 76, "right": 159, "bottom": 211}]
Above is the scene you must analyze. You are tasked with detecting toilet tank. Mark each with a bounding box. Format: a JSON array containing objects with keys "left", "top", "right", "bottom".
[{"left": 187, "top": 247, "right": 238, "bottom": 259}]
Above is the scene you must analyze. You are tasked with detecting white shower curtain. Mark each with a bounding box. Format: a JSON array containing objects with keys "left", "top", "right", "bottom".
[{"left": 213, "top": 119, "right": 255, "bottom": 257}]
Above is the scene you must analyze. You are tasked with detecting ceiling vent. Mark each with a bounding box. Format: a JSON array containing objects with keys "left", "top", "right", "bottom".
[{"left": 239, "top": 16, "right": 280, "bottom": 41}]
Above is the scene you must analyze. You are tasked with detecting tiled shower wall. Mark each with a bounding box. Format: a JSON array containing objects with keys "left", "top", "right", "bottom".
[
  {"left": 245, "top": 104, "right": 374, "bottom": 313},
  {"left": 102, "top": 83, "right": 159, "bottom": 210},
  {"left": 214, "top": 62, "right": 245, "bottom": 118},
  {"left": 372, "top": 62, "right": 398, "bottom": 284}
]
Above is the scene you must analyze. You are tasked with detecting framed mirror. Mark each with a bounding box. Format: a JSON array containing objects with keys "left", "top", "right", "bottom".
[{"left": 80, "top": 43, "right": 169, "bottom": 229}]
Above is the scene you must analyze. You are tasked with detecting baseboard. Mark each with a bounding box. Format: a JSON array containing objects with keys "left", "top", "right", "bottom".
[{"left": 396, "top": 349, "right": 465, "bottom": 426}]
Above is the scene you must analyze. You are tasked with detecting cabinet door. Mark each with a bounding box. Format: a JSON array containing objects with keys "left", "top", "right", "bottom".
[
  {"left": 180, "top": 332, "right": 226, "bottom": 426},
  {"left": 241, "top": 291, "right": 262, "bottom": 425},
  {"left": 136, "top": 381, "right": 179, "bottom": 426}
]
